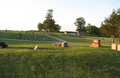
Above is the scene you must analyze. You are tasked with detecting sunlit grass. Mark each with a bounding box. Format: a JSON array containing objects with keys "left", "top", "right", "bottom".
[
  {"left": 47, "top": 32, "right": 114, "bottom": 44},
  {"left": 0, "top": 40, "right": 120, "bottom": 78},
  {"left": 0, "top": 31, "right": 58, "bottom": 41},
  {"left": 0, "top": 31, "right": 120, "bottom": 78}
]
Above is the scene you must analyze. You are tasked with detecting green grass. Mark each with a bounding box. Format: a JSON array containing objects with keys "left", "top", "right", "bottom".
[
  {"left": 0, "top": 31, "right": 58, "bottom": 41},
  {"left": 103, "top": 37, "right": 119, "bottom": 43},
  {"left": 0, "top": 40, "right": 120, "bottom": 78},
  {"left": 46, "top": 32, "right": 120, "bottom": 44},
  {"left": 46, "top": 32, "right": 112, "bottom": 44}
]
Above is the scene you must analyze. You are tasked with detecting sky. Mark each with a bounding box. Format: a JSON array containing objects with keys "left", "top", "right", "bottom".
[{"left": 0, "top": 0, "right": 120, "bottom": 31}]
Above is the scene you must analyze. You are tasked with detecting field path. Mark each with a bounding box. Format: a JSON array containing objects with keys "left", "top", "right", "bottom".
[{"left": 41, "top": 32, "right": 65, "bottom": 42}]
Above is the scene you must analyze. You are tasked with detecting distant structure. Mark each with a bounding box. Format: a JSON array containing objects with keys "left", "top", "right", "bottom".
[
  {"left": 77, "top": 31, "right": 86, "bottom": 36},
  {"left": 64, "top": 31, "right": 76, "bottom": 35},
  {"left": 64, "top": 31, "right": 86, "bottom": 36}
]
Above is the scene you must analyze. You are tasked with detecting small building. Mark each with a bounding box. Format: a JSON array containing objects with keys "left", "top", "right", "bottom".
[
  {"left": 64, "top": 31, "right": 76, "bottom": 35},
  {"left": 77, "top": 31, "right": 86, "bottom": 36}
]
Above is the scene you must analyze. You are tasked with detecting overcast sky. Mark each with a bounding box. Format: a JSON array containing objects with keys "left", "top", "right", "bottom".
[{"left": 0, "top": 0, "right": 120, "bottom": 31}]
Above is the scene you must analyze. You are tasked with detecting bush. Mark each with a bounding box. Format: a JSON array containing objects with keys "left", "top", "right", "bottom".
[{"left": 0, "top": 41, "right": 8, "bottom": 48}]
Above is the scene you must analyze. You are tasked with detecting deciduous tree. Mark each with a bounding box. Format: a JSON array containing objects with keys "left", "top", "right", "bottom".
[
  {"left": 43, "top": 19, "right": 55, "bottom": 32},
  {"left": 43, "top": 9, "right": 55, "bottom": 33},
  {"left": 45, "top": 9, "right": 53, "bottom": 19},
  {"left": 37, "top": 23, "right": 44, "bottom": 31},
  {"left": 37, "top": 9, "right": 61, "bottom": 32},
  {"left": 74, "top": 17, "right": 86, "bottom": 36},
  {"left": 54, "top": 24, "right": 61, "bottom": 32},
  {"left": 86, "top": 23, "right": 99, "bottom": 36}
]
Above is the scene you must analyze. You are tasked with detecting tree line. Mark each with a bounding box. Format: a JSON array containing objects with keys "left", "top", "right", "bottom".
[
  {"left": 74, "top": 7, "right": 120, "bottom": 43},
  {"left": 37, "top": 9, "right": 61, "bottom": 33},
  {"left": 38, "top": 8, "right": 120, "bottom": 43},
  {"left": 74, "top": 17, "right": 102, "bottom": 36}
]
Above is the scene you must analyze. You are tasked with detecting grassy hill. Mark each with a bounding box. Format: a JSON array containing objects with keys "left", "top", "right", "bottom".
[
  {"left": 0, "top": 31, "right": 120, "bottom": 78},
  {"left": 0, "top": 31, "right": 58, "bottom": 41}
]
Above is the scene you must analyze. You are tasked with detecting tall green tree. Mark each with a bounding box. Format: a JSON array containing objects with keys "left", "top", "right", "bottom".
[
  {"left": 74, "top": 17, "right": 86, "bottom": 36},
  {"left": 54, "top": 24, "right": 61, "bottom": 32},
  {"left": 100, "top": 22, "right": 108, "bottom": 40},
  {"left": 43, "top": 19, "right": 55, "bottom": 32},
  {"left": 37, "top": 23, "right": 44, "bottom": 31},
  {"left": 100, "top": 10, "right": 120, "bottom": 43},
  {"left": 45, "top": 9, "right": 53, "bottom": 19},
  {"left": 86, "top": 23, "right": 92, "bottom": 33},
  {"left": 117, "top": 8, "right": 120, "bottom": 43},
  {"left": 117, "top": 8, "right": 120, "bottom": 15},
  {"left": 86, "top": 23, "right": 99, "bottom": 36},
  {"left": 37, "top": 9, "right": 61, "bottom": 32},
  {"left": 43, "top": 9, "right": 55, "bottom": 33}
]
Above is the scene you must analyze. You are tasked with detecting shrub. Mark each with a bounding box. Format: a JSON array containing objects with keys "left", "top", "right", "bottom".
[{"left": 0, "top": 41, "right": 8, "bottom": 48}]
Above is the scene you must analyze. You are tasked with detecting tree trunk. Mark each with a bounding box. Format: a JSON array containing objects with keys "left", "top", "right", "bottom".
[
  {"left": 112, "top": 35, "right": 115, "bottom": 43},
  {"left": 118, "top": 35, "right": 120, "bottom": 43},
  {"left": 102, "top": 32, "right": 104, "bottom": 40},
  {"left": 79, "top": 33, "right": 80, "bottom": 36}
]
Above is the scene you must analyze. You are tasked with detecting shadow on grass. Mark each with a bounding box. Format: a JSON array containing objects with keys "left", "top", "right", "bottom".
[
  {"left": 7, "top": 47, "right": 64, "bottom": 50},
  {"left": 100, "top": 46, "right": 111, "bottom": 49},
  {"left": 8, "top": 47, "right": 34, "bottom": 50}
]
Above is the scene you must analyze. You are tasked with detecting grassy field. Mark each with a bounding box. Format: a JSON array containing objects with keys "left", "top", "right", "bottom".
[
  {"left": 0, "top": 31, "right": 58, "bottom": 41},
  {"left": 0, "top": 32, "right": 120, "bottom": 78},
  {"left": 47, "top": 32, "right": 116, "bottom": 44},
  {"left": 47, "top": 32, "right": 120, "bottom": 44}
]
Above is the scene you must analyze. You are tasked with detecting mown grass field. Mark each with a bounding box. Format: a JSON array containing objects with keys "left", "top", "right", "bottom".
[
  {"left": 46, "top": 32, "right": 106, "bottom": 44},
  {"left": 0, "top": 31, "right": 120, "bottom": 78},
  {"left": 48, "top": 32, "right": 119, "bottom": 44},
  {"left": 0, "top": 31, "right": 58, "bottom": 41}
]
